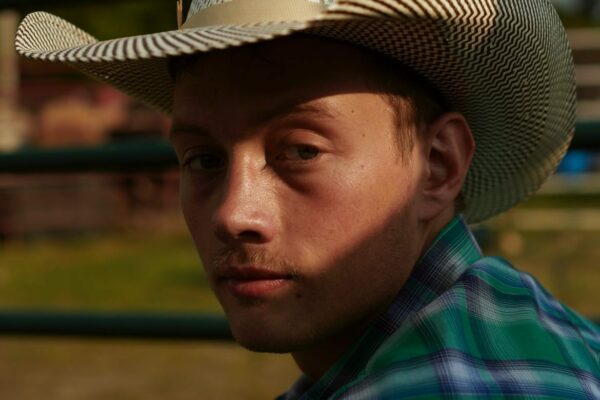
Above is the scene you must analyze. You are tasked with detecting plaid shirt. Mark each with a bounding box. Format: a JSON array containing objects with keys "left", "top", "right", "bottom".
[{"left": 279, "top": 217, "right": 600, "bottom": 399}]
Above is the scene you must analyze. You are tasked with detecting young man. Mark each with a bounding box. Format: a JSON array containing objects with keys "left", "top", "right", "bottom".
[{"left": 17, "top": 0, "right": 600, "bottom": 398}]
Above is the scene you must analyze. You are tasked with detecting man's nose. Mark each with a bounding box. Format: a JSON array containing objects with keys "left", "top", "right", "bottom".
[{"left": 211, "top": 159, "right": 277, "bottom": 245}]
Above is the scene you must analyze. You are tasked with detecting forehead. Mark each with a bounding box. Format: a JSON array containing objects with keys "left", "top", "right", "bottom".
[
  {"left": 171, "top": 36, "right": 395, "bottom": 122},
  {"left": 173, "top": 35, "right": 381, "bottom": 85}
]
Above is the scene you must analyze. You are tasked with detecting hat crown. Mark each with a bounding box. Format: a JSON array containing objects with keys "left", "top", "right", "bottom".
[
  {"left": 182, "top": 0, "right": 335, "bottom": 29},
  {"left": 187, "top": 0, "right": 336, "bottom": 20}
]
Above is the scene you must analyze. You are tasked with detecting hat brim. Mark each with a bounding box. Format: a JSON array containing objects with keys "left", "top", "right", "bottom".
[{"left": 15, "top": 2, "right": 577, "bottom": 224}]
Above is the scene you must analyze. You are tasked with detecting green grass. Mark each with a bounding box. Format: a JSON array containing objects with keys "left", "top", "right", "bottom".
[
  {"left": 518, "top": 193, "right": 600, "bottom": 209},
  {"left": 0, "top": 231, "right": 221, "bottom": 312}
]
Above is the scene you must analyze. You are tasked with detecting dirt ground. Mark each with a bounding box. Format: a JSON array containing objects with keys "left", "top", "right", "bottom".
[{"left": 0, "top": 338, "right": 299, "bottom": 400}]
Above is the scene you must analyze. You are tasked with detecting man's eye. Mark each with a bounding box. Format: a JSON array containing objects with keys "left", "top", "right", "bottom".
[
  {"left": 279, "top": 145, "right": 321, "bottom": 161},
  {"left": 185, "top": 153, "right": 226, "bottom": 171}
]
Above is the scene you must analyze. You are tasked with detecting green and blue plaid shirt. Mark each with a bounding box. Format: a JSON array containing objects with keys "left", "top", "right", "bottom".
[{"left": 279, "top": 217, "right": 600, "bottom": 399}]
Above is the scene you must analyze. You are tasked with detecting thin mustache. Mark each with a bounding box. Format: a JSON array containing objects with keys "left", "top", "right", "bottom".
[{"left": 211, "top": 248, "right": 301, "bottom": 279}]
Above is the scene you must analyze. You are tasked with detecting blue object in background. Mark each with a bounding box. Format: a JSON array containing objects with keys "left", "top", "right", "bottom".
[{"left": 557, "top": 150, "right": 595, "bottom": 174}]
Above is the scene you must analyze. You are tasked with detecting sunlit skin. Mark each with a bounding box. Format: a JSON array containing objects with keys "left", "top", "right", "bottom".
[{"left": 170, "top": 36, "right": 474, "bottom": 380}]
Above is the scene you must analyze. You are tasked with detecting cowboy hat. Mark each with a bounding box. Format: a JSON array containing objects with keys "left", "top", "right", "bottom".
[{"left": 15, "top": 0, "right": 576, "bottom": 223}]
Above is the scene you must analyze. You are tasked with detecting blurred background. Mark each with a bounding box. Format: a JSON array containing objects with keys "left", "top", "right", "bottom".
[{"left": 0, "top": 0, "right": 599, "bottom": 399}]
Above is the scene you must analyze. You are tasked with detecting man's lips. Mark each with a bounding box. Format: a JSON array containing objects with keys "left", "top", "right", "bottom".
[{"left": 217, "top": 266, "right": 295, "bottom": 298}]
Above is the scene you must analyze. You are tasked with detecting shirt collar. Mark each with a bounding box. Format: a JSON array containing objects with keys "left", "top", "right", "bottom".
[{"left": 280, "top": 215, "right": 483, "bottom": 400}]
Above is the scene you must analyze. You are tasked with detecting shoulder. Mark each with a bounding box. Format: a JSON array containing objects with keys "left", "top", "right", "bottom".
[
  {"left": 331, "top": 256, "right": 600, "bottom": 399},
  {"left": 332, "top": 356, "right": 599, "bottom": 399}
]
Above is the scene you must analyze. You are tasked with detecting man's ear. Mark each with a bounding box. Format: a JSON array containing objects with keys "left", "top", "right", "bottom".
[{"left": 416, "top": 112, "right": 475, "bottom": 221}]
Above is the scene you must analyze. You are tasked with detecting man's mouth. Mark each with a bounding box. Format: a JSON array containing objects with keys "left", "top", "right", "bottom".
[{"left": 218, "top": 266, "right": 296, "bottom": 298}]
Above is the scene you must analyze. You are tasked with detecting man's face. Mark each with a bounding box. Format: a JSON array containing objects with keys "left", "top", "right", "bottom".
[{"left": 171, "top": 37, "right": 430, "bottom": 353}]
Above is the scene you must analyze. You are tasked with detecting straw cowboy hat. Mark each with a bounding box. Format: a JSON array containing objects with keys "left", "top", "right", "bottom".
[{"left": 15, "top": 0, "right": 576, "bottom": 223}]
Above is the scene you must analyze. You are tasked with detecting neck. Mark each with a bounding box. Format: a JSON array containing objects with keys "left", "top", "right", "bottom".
[{"left": 291, "top": 316, "right": 374, "bottom": 381}]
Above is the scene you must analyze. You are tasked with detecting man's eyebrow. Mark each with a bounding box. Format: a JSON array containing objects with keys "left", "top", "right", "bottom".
[
  {"left": 257, "top": 101, "right": 341, "bottom": 126},
  {"left": 169, "top": 123, "right": 212, "bottom": 138}
]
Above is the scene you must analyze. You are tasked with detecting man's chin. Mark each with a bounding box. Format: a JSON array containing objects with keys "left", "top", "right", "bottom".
[
  {"left": 232, "top": 328, "right": 305, "bottom": 354},
  {"left": 229, "top": 319, "right": 313, "bottom": 354},
  {"left": 236, "top": 338, "right": 291, "bottom": 354}
]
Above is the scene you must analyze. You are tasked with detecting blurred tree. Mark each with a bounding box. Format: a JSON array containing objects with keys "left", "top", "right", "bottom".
[
  {"left": 581, "top": 0, "right": 600, "bottom": 16},
  {"left": 551, "top": 0, "right": 600, "bottom": 27}
]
